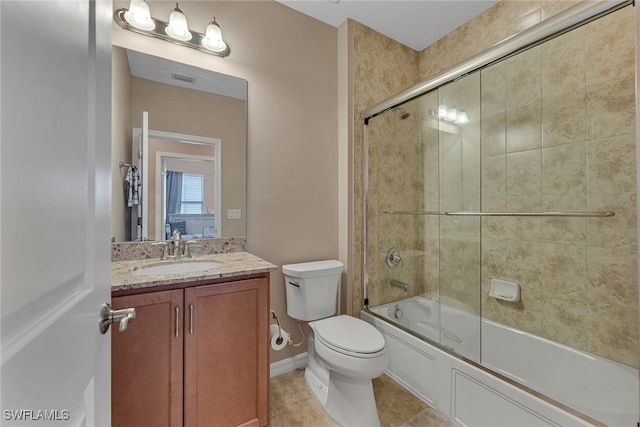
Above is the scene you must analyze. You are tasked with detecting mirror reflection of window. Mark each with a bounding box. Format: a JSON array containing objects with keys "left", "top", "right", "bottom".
[
  {"left": 164, "top": 159, "right": 216, "bottom": 240},
  {"left": 180, "top": 174, "right": 204, "bottom": 214}
]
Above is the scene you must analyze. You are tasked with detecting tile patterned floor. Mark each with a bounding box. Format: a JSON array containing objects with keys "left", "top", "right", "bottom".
[{"left": 270, "top": 369, "right": 455, "bottom": 427}]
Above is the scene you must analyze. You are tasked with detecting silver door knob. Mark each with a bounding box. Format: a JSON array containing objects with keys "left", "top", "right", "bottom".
[{"left": 99, "top": 303, "right": 136, "bottom": 334}]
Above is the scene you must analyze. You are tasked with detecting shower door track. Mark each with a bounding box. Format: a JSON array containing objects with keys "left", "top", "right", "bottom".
[{"left": 362, "top": 0, "right": 632, "bottom": 122}]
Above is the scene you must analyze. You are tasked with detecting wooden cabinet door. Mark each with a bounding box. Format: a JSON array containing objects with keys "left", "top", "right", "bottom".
[
  {"left": 112, "top": 290, "right": 184, "bottom": 427},
  {"left": 184, "top": 278, "right": 269, "bottom": 427}
]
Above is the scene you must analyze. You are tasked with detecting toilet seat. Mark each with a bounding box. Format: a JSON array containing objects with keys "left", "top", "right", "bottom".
[{"left": 314, "top": 315, "right": 386, "bottom": 358}]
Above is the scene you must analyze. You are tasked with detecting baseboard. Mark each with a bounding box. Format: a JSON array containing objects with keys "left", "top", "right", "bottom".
[{"left": 270, "top": 352, "right": 307, "bottom": 378}]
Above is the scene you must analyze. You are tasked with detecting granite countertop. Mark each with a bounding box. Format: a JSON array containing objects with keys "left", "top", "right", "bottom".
[{"left": 111, "top": 252, "right": 278, "bottom": 293}]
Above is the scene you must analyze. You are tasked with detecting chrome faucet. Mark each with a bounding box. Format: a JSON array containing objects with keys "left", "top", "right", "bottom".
[
  {"left": 170, "top": 229, "right": 182, "bottom": 256},
  {"left": 154, "top": 229, "right": 195, "bottom": 260},
  {"left": 391, "top": 279, "right": 410, "bottom": 292}
]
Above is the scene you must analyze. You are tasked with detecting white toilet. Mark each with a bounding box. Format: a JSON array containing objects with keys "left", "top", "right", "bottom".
[{"left": 283, "top": 260, "right": 388, "bottom": 427}]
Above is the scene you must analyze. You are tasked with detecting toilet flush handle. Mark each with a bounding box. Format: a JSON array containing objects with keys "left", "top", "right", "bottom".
[{"left": 288, "top": 280, "right": 300, "bottom": 288}]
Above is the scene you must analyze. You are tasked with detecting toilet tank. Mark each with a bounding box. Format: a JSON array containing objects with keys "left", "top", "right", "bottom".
[{"left": 283, "top": 260, "right": 344, "bottom": 321}]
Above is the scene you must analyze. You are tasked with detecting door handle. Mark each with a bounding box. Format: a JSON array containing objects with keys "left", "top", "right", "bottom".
[{"left": 99, "top": 303, "right": 136, "bottom": 334}]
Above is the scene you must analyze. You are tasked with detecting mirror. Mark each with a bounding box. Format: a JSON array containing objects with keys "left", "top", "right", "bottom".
[{"left": 111, "top": 46, "right": 247, "bottom": 242}]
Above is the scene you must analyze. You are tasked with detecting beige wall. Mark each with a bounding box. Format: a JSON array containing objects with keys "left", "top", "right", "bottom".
[{"left": 113, "top": 1, "right": 338, "bottom": 363}]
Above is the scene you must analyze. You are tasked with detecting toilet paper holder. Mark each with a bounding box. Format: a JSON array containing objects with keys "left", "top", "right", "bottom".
[{"left": 270, "top": 309, "right": 285, "bottom": 346}]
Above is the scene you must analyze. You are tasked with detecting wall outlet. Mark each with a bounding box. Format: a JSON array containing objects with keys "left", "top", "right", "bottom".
[{"left": 227, "top": 209, "right": 242, "bottom": 219}]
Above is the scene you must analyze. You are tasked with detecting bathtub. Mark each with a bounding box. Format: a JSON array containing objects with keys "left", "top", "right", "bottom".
[{"left": 363, "top": 296, "right": 638, "bottom": 427}]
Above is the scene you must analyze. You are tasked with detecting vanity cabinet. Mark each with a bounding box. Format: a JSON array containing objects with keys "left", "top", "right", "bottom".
[
  {"left": 112, "top": 274, "right": 270, "bottom": 427},
  {"left": 111, "top": 289, "right": 184, "bottom": 427}
]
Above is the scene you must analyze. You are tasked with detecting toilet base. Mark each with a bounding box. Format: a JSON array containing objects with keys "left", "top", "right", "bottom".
[
  {"left": 304, "top": 363, "right": 328, "bottom": 406},
  {"left": 304, "top": 331, "right": 381, "bottom": 427},
  {"left": 305, "top": 366, "right": 381, "bottom": 427}
]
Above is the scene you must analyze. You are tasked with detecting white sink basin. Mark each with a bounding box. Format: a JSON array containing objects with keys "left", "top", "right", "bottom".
[{"left": 131, "top": 261, "right": 223, "bottom": 276}]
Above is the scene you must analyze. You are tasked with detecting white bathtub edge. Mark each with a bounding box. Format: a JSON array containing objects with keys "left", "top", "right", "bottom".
[{"left": 361, "top": 309, "right": 597, "bottom": 427}]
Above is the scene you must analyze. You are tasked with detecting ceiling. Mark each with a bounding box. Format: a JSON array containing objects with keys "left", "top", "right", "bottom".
[
  {"left": 275, "top": 0, "right": 499, "bottom": 51},
  {"left": 125, "top": 1, "right": 499, "bottom": 98}
]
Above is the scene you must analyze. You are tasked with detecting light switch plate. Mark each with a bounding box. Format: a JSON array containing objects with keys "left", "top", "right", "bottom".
[{"left": 227, "top": 209, "right": 241, "bottom": 219}]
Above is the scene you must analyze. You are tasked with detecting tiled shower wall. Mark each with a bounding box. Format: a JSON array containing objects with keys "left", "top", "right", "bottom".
[
  {"left": 477, "top": 8, "right": 637, "bottom": 367},
  {"left": 354, "top": 1, "right": 637, "bottom": 368},
  {"left": 352, "top": 22, "right": 419, "bottom": 313},
  {"left": 366, "top": 104, "right": 427, "bottom": 308}
]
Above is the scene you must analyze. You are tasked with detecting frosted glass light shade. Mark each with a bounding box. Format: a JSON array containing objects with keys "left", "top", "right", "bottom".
[
  {"left": 437, "top": 104, "right": 448, "bottom": 119},
  {"left": 202, "top": 18, "right": 228, "bottom": 52},
  {"left": 165, "top": 4, "right": 192, "bottom": 41},
  {"left": 124, "top": 0, "right": 154, "bottom": 31},
  {"left": 455, "top": 110, "right": 469, "bottom": 124}
]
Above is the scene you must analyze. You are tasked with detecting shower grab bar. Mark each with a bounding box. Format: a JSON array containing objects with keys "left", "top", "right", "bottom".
[
  {"left": 384, "top": 211, "right": 444, "bottom": 215},
  {"left": 446, "top": 211, "right": 615, "bottom": 217},
  {"left": 384, "top": 210, "right": 615, "bottom": 217}
]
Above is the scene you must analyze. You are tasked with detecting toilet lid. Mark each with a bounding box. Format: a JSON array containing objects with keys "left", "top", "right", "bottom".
[{"left": 314, "top": 315, "right": 385, "bottom": 355}]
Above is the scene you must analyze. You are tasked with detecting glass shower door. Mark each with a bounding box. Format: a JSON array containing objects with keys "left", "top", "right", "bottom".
[{"left": 436, "top": 73, "right": 482, "bottom": 361}]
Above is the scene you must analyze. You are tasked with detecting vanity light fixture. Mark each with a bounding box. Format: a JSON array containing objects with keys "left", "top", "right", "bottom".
[
  {"left": 114, "top": 0, "right": 230, "bottom": 57},
  {"left": 123, "top": 0, "right": 154, "bottom": 30},
  {"left": 165, "top": 3, "right": 191, "bottom": 42}
]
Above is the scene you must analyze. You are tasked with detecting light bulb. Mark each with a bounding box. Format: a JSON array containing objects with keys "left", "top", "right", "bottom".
[
  {"left": 455, "top": 110, "right": 469, "bottom": 124},
  {"left": 124, "top": 0, "right": 155, "bottom": 31},
  {"left": 165, "top": 3, "right": 192, "bottom": 41},
  {"left": 202, "top": 17, "right": 228, "bottom": 53},
  {"left": 447, "top": 107, "right": 458, "bottom": 122},
  {"left": 437, "top": 104, "right": 448, "bottom": 119}
]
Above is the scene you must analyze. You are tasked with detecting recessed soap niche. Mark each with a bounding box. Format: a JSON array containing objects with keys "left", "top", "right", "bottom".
[{"left": 489, "top": 279, "right": 520, "bottom": 302}]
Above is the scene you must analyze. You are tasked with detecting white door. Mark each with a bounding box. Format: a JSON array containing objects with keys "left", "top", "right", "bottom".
[
  {"left": 131, "top": 112, "right": 149, "bottom": 241},
  {"left": 1, "top": 0, "right": 112, "bottom": 426}
]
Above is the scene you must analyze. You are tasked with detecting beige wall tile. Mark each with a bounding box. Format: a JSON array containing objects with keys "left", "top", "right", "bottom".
[
  {"left": 542, "top": 91, "right": 585, "bottom": 147},
  {"left": 542, "top": 296, "right": 588, "bottom": 349},
  {"left": 540, "top": 193, "right": 586, "bottom": 244},
  {"left": 506, "top": 102, "right": 542, "bottom": 153},
  {"left": 506, "top": 150, "right": 541, "bottom": 197},
  {"left": 481, "top": 113, "right": 506, "bottom": 157},
  {"left": 587, "top": 133, "right": 636, "bottom": 194},
  {"left": 506, "top": 8, "right": 542, "bottom": 38},
  {"left": 586, "top": 77, "right": 635, "bottom": 140},
  {"left": 541, "top": 34, "right": 585, "bottom": 98},
  {"left": 541, "top": 0, "right": 582, "bottom": 20},
  {"left": 587, "top": 301, "right": 638, "bottom": 367},
  {"left": 585, "top": 12, "right": 635, "bottom": 88},
  {"left": 505, "top": 47, "right": 541, "bottom": 110},
  {"left": 481, "top": 197, "right": 508, "bottom": 240},
  {"left": 482, "top": 155, "right": 506, "bottom": 199},
  {"left": 588, "top": 247, "right": 638, "bottom": 307},
  {"left": 542, "top": 142, "right": 586, "bottom": 195},
  {"left": 480, "top": 63, "right": 506, "bottom": 117},
  {"left": 506, "top": 196, "right": 543, "bottom": 242},
  {"left": 587, "top": 192, "right": 637, "bottom": 250}
]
